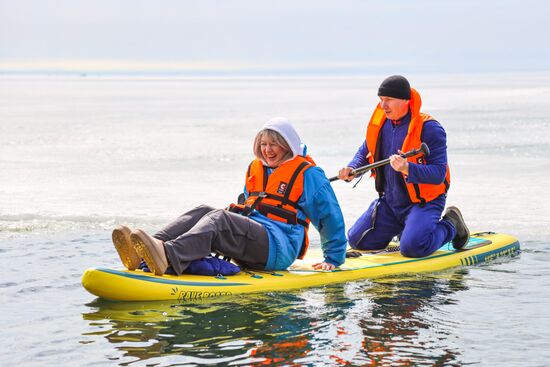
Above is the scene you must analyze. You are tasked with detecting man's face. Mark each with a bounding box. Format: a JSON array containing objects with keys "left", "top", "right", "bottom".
[{"left": 379, "top": 96, "right": 409, "bottom": 120}]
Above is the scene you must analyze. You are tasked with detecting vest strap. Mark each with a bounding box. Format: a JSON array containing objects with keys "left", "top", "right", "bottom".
[
  {"left": 249, "top": 192, "right": 300, "bottom": 208},
  {"left": 282, "top": 161, "right": 311, "bottom": 205},
  {"left": 412, "top": 183, "right": 427, "bottom": 207},
  {"left": 256, "top": 202, "right": 309, "bottom": 228}
]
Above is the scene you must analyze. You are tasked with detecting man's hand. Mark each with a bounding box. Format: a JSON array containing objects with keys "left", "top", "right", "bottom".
[
  {"left": 338, "top": 167, "right": 356, "bottom": 182},
  {"left": 389, "top": 150, "right": 409, "bottom": 174}
]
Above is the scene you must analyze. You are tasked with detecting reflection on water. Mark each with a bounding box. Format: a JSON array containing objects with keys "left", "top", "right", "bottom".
[{"left": 82, "top": 269, "right": 470, "bottom": 366}]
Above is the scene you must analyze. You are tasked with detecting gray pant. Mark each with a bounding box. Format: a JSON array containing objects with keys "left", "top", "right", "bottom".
[{"left": 153, "top": 205, "right": 269, "bottom": 275}]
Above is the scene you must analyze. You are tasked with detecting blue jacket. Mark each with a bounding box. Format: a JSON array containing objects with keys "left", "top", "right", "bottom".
[
  {"left": 348, "top": 112, "right": 448, "bottom": 210},
  {"left": 246, "top": 165, "right": 347, "bottom": 270}
]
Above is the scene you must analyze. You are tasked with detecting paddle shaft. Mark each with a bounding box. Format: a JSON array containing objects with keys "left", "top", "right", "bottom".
[{"left": 328, "top": 142, "right": 430, "bottom": 182}]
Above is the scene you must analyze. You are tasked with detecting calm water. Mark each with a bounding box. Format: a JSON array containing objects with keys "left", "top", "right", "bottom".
[{"left": 1, "top": 74, "right": 549, "bottom": 366}]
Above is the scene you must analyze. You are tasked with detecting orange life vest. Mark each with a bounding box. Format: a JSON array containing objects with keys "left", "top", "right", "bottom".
[
  {"left": 229, "top": 155, "right": 315, "bottom": 259},
  {"left": 365, "top": 88, "right": 451, "bottom": 205}
]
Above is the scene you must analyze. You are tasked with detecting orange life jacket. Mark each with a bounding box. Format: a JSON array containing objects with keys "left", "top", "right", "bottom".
[
  {"left": 365, "top": 88, "right": 451, "bottom": 205},
  {"left": 229, "top": 155, "right": 315, "bottom": 259}
]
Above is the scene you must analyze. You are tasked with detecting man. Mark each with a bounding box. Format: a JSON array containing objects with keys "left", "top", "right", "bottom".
[{"left": 338, "top": 75, "right": 469, "bottom": 258}]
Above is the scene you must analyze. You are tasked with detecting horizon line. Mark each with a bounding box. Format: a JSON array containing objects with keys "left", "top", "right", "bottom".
[{"left": 1, "top": 59, "right": 548, "bottom": 75}]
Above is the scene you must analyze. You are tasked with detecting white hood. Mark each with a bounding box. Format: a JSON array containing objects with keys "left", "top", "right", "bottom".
[{"left": 260, "top": 117, "right": 304, "bottom": 158}]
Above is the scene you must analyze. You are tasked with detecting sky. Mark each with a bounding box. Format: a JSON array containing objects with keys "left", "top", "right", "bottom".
[{"left": 1, "top": 0, "right": 549, "bottom": 75}]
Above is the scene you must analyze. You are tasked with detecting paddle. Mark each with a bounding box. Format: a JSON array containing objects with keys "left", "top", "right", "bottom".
[{"left": 328, "top": 142, "right": 430, "bottom": 182}]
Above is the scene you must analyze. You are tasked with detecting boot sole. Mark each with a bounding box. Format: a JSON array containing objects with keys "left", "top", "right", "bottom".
[
  {"left": 131, "top": 229, "right": 168, "bottom": 276},
  {"left": 112, "top": 225, "right": 141, "bottom": 270},
  {"left": 448, "top": 207, "right": 470, "bottom": 250}
]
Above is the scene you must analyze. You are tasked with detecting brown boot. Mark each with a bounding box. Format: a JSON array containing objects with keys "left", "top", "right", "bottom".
[
  {"left": 131, "top": 229, "right": 168, "bottom": 275},
  {"left": 443, "top": 206, "right": 470, "bottom": 250},
  {"left": 112, "top": 225, "right": 141, "bottom": 270}
]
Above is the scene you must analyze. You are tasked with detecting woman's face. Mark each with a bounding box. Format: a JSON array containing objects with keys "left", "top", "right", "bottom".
[{"left": 260, "top": 135, "right": 288, "bottom": 167}]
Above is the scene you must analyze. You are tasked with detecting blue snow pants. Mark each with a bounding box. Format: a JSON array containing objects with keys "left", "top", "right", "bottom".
[{"left": 347, "top": 195, "right": 456, "bottom": 258}]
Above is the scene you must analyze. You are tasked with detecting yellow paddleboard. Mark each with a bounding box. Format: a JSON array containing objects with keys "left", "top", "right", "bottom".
[{"left": 82, "top": 232, "right": 519, "bottom": 302}]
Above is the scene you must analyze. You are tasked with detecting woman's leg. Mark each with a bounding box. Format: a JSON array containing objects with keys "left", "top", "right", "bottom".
[
  {"left": 153, "top": 205, "right": 217, "bottom": 241},
  {"left": 164, "top": 209, "right": 269, "bottom": 275}
]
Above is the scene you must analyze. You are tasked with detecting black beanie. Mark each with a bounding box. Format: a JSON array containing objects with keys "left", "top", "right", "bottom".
[{"left": 377, "top": 75, "right": 411, "bottom": 100}]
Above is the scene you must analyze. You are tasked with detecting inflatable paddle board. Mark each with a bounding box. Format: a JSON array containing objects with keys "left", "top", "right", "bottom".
[{"left": 82, "top": 232, "right": 520, "bottom": 302}]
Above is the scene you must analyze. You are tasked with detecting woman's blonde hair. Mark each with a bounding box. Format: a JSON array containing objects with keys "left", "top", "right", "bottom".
[{"left": 253, "top": 129, "right": 294, "bottom": 163}]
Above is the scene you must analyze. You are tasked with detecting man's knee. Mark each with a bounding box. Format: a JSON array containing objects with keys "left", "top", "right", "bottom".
[
  {"left": 399, "top": 245, "right": 423, "bottom": 258},
  {"left": 348, "top": 227, "right": 387, "bottom": 251},
  {"left": 347, "top": 222, "right": 368, "bottom": 249},
  {"left": 399, "top": 238, "right": 431, "bottom": 258}
]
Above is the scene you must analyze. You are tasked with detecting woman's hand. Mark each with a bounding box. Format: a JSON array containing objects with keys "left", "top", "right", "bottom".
[{"left": 312, "top": 261, "right": 336, "bottom": 271}]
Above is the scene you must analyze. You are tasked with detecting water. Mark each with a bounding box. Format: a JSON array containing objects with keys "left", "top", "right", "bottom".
[{"left": 1, "top": 74, "right": 550, "bottom": 366}]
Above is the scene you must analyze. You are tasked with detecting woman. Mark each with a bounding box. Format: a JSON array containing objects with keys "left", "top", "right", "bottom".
[{"left": 112, "top": 117, "right": 347, "bottom": 275}]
